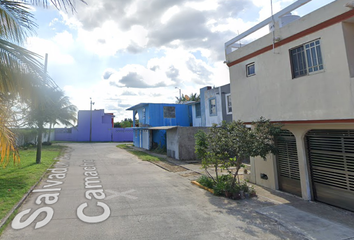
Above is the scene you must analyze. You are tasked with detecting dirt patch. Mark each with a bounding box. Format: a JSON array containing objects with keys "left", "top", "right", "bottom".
[
  {"left": 179, "top": 172, "right": 201, "bottom": 177},
  {"left": 152, "top": 161, "right": 188, "bottom": 172}
]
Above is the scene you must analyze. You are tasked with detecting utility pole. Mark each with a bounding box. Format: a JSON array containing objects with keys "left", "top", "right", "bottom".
[
  {"left": 89, "top": 97, "right": 95, "bottom": 142},
  {"left": 175, "top": 87, "right": 181, "bottom": 103}
]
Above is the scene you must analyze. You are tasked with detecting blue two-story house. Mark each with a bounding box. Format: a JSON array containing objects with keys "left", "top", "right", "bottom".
[{"left": 126, "top": 103, "right": 192, "bottom": 150}]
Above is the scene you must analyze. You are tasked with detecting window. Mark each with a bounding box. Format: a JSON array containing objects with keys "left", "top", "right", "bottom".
[
  {"left": 195, "top": 103, "right": 201, "bottom": 118},
  {"left": 142, "top": 108, "right": 146, "bottom": 119},
  {"left": 246, "top": 63, "right": 255, "bottom": 77},
  {"left": 209, "top": 98, "right": 216, "bottom": 116},
  {"left": 290, "top": 39, "right": 323, "bottom": 78},
  {"left": 163, "top": 106, "right": 175, "bottom": 118},
  {"left": 225, "top": 94, "right": 232, "bottom": 114}
]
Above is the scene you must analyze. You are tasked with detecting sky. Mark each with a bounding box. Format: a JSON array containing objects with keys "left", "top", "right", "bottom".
[{"left": 26, "top": 0, "right": 335, "bottom": 122}]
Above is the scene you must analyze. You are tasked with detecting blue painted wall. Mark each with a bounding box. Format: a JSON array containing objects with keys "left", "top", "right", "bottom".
[
  {"left": 133, "top": 129, "right": 139, "bottom": 146},
  {"left": 128, "top": 103, "right": 192, "bottom": 127},
  {"left": 128, "top": 103, "right": 192, "bottom": 149},
  {"left": 152, "top": 130, "right": 166, "bottom": 148}
]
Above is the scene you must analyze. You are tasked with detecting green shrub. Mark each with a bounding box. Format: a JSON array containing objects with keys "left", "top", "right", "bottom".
[
  {"left": 217, "top": 174, "right": 232, "bottom": 182},
  {"left": 195, "top": 174, "right": 256, "bottom": 199},
  {"left": 240, "top": 181, "right": 249, "bottom": 192},
  {"left": 197, "top": 175, "right": 213, "bottom": 189},
  {"left": 213, "top": 181, "right": 226, "bottom": 196}
]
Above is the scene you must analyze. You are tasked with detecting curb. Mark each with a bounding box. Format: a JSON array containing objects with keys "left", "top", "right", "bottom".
[
  {"left": 0, "top": 148, "right": 66, "bottom": 230},
  {"left": 191, "top": 181, "right": 214, "bottom": 194}
]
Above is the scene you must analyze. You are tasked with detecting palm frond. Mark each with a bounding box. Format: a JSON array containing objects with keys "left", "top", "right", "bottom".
[
  {"left": 50, "top": 90, "right": 77, "bottom": 126},
  {"left": 24, "top": 0, "right": 87, "bottom": 12},
  {"left": 0, "top": 38, "right": 57, "bottom": 101},
  {"left": 0, "top": 0, "right": 37, "bottom": 44},
  {"left": 0, "top": 102, "right": 20, "bottom": 167},
  {"left": 26, "top": 87, "right": 77, "bottom": 129}
]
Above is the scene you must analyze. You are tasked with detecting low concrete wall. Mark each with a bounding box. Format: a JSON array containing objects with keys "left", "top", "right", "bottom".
[
  {"left": 166, "top": 127, "right": 209, "bottom": 161},
  {"left": 15, "top": 131, "right": 55, "bottom": 146},
  {"left": 166, "top": 128, "right": 178, "bottom": 159}
]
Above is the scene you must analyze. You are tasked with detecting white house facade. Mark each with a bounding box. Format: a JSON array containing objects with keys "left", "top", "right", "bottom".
[
  {"left": 225, "top": 0, "right": 354, "bottom": 211},
  {"left": 190, "top": 84, "right": 232, "bottom": 127}
]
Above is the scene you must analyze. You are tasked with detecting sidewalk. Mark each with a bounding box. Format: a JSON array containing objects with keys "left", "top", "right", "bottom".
[{"left": 141, "top": 148, "right": 354, "bottom": 240}]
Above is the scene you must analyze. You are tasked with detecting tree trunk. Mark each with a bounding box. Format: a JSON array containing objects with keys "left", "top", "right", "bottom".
[
  {"left": 231, "top": 157, "right": 242, "bottom": 188},
  {"left": 36, "top": 123, "right": 43, "bottom": 164},
  {"left": 47, "top": 122, "right": 52, "bottom": 142}
]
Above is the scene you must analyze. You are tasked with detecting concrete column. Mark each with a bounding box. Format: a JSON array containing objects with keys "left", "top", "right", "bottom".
[{"left": 287, "top": 127, "right": 312, "bottom": 201}]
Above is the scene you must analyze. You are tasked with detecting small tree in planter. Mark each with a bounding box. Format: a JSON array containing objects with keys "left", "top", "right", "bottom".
[
  {"left": 195, "top": 127, "right": 229, "bottom": 182},
  {"left": 195, "top": 117, "right": 282, "bottom": 191}
]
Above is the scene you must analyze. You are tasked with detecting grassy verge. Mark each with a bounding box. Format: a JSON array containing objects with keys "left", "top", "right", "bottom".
[
  {"left": 0, "top": 144, "right": 64, "bottom": 234},
  {"left": 117, "top": 144, "right": 165, "bottom": 161},
  {"left": 116, "top": 143, "right": 133, "bottom": 150}
]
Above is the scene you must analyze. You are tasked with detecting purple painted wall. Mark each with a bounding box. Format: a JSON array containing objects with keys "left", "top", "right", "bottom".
[
  {"left": 54, "top": 109, "right": 133, "bottom": 142},
  {"left": 113, "top": 128, "right": 133, "bottom": 142}
]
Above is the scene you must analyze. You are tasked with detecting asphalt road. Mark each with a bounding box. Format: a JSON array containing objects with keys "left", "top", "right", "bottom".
[{"left": 1, "top": 143, "right": 302, "bottom": 240}]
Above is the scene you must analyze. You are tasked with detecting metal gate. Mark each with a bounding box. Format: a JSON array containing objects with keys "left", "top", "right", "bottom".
[
  {"left": 276, "top": 130, "right": 302, "bottom": 197},
  {"left": 307, "top": 130, "right": 354, "bottom": 211}
]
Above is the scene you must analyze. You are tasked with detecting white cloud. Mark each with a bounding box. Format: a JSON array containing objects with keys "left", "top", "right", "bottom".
[
  {"left": 26, "top": 36, "right": 75, "bottom": 65},
  {"left": 49, "top": 18, "right": 59, "bottom": 27},
  {"left": 76, "top": 21, "right": 148, "bottom": 57},
  {"left": 161, "top": 6, "right": 180, "bottom": 24},
  {"left": 31, "top": 0, "right": 335, "bottom": 122},
  {"left": 124, "top": 0, "right": 138, "bottom": 17},
  {"left": 59, "top": 11, "right": 82, "bottom": 30},
  {"left": 96, "top": 46, "right": 228, "bottom": 120},
  {"left": 53, "top": 30, "right": 74, "bottom": 49},
  {"left": 184, "top": 0, "right": 218, "bottom": 11}
]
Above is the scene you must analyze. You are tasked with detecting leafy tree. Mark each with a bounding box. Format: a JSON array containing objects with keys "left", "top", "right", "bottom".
[
  {"left": 25, "top": 85, "right": 52, "bottom": 163},
  {"left": 0, "top": 0, "right": 84, "bottom": 166},
  {"left": 114, "top": 118, "right": 137, "bottom": 128},
  {"left": 189, "top": 93, "right": 200, "bottom": 102},
  {"left": 25, "top": 86, "right": 77, "bottom": 162},
  {"left": 46, "top": 89, "right": 77, "bottom": 142},
  {"left": 195, "top": 118, "right": 282, "bottom": 188},
  {"left": 195, "top": 129, "right": 221, "bottom": 181}
]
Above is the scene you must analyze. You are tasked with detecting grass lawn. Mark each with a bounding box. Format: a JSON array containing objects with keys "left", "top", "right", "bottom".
[
  {"left": 116, "top": 143, "right": 133, "bottom": 150},
  {"left": 117, "top": 144, "right": 165, "bottom": 161},
  {"left": 0, "top": 144, "right": 64, "bottom": 232}
]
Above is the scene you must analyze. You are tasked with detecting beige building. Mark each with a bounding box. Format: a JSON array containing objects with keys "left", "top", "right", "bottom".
[{"left": 225, "top": 0, "right": 354, "bottom": 211}]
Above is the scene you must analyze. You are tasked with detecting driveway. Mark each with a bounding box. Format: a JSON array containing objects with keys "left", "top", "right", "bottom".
[{"left": 0, "top": 143, "right": 319, "bottom": 239}]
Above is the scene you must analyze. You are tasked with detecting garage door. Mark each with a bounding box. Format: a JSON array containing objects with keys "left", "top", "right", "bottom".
[
  {"left": 276, "top": 130, "right": 302, "bottom": 197},
  {"left": 306, "top": 130, "right": 354, "bottom": 211}
]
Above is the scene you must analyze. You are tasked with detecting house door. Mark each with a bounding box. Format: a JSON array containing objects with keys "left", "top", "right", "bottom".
[
  {"left": 143, "top": 130, "right": 149, "bottom": 150},
  {"left": 276, "top": 130, "right": 302, "bottom": 197},
  {"left": 306, "top": 130, "right": 354, "bottom": 211}
]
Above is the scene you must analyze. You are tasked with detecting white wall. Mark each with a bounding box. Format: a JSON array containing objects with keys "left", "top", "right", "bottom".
[
  {"left": 227, "top": 0, "right": 354, "bottom": 123},
  {"left": 227, "top": 0, "right": 354, "bottom": 200}
]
